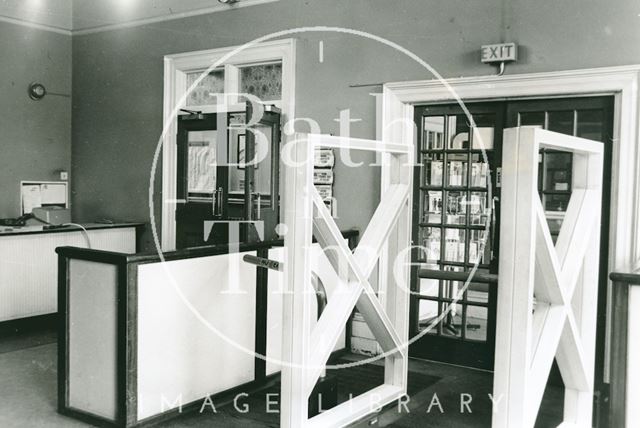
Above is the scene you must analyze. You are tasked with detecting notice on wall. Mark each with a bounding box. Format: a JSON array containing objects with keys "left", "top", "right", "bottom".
[
  {"left": 21, "top": 182, "right": 68, "bottom": 214},
  {"left": 22, "top": 185, "right": 42, "bottom": 214}
]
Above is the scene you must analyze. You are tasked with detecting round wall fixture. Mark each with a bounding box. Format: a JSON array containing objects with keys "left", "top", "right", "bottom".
[{"left": 28, "top": 82, "right": 47, "bottom": 100}]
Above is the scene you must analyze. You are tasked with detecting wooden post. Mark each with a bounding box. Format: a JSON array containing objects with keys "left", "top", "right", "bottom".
[{"left": 281, "top": 133, "right": 314, "bottom": 428}]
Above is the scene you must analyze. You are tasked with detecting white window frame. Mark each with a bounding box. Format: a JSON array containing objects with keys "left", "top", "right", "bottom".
[
  {"left": 161, "top": 39, "right": 296, "bottom": 250},
  {"left": 381, "top": 65, "right": 640, "bottom": 381}
]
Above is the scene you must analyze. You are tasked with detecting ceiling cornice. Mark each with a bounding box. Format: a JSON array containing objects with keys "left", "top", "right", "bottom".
[
  {"left": 0, "top": 0, "right": 278, "bottom": 37},
  {"left": 0, "top": 15, "right": 72, "bottom": 36},
  {"left": 73, "top": 0, "right": 278, "bottom": 36}
]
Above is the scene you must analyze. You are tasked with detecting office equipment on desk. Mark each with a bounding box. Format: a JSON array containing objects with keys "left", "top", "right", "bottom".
[
  {"left": 20, "top": 181, "right": 68, "bottom": 215},
  {"left": 32, "top": 207, "right": 71, "bottom": 225}
]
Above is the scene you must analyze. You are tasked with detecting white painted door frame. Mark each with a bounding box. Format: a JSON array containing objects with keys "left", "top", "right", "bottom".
[
  {"left": 161, "top": 39, "right": 296, "bottom": 251},
  {"left": 381, "top": 65, "right": 640, "bottom": 380}
]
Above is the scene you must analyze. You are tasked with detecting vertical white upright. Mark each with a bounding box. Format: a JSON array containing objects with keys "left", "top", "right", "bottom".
[
  {"left": 281, "top": 133, "right": 413, "bottom": 428},
  {"left": 492, "top": 127, "right": 604, "bottom": 428},
  {"left": 281, "top": 133, "right": 315, "bottom": 427}
]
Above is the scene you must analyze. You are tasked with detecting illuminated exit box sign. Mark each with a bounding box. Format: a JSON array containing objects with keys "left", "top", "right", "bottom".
[{"left": 481, "top": 43, "right": 518, "bottom": 63}]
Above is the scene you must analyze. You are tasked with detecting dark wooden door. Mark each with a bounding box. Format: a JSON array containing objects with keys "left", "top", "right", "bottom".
[
  {"left": 176, "top": 112, "right": 229, "bottom": 248},
  {"left": 409, "top": 102, "right": 504, "bottom": 370},
  {"left": 243, "top": 103, "right": 281, "bottom": 242},
  {"left": 409, "top": 96, "right": 614, "bottom": 374}
]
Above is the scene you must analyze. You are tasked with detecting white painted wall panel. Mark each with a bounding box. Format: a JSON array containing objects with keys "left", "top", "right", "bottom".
[
  {"left": 67, "top": 259, "right": 118, "bottom": 420},
  {"left": 136, "top": 251, "right": 257, "bottom": 421},
  {"left": 0, "top": 227, "right": 136, "bottom": 322}
]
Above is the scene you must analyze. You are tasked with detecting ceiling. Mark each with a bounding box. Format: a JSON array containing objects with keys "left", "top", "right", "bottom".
[
  {"left": 0, "top": 0, "right": 275, "bottom": 34},
  {"left": 0, "top": 0, "right": 72, "bottom": 32}
]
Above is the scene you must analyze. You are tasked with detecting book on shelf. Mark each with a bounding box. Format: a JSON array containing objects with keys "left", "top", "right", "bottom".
[
  {"left": 448, "top": 161, "right": 466, "bottom": 186},
  {"left": 471, "top": 162, "right": 488, "bottom": 187},
  {"left": 430, "top": 161, "right": 443, "bottom": 186}
]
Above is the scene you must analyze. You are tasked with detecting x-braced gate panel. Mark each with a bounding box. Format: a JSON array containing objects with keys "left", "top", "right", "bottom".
[{"left": 281, "top": 134, "right": 413, "bottom": 427}]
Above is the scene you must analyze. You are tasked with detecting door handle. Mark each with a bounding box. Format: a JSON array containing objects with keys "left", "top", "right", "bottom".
[
  {"left": 490, "top": 196, "right": 499, "bottom": 263},
  {"left": 252, "top": 192, "right": 261, "bottom": 219},
  {"left": 216, "top": 187, "right": 224, "bottom": 217}
]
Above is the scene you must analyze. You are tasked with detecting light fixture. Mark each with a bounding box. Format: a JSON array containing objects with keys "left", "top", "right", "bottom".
[
  {"left": 27, "top": 82, "right": 70, "bottom": 100},
  {"left": 218, "top": 0, "right": 239, "bottom": 4},
  {"left": 28, "top": 82, "right": 47, "bottom": 100}
]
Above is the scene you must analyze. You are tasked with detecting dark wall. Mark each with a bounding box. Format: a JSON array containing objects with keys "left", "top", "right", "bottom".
[
  {"left": 70, "top": 0, "right": 640, "bottom": 250},
  {"left": 0, "top": 22, "right": 71, "bottom": 218}
]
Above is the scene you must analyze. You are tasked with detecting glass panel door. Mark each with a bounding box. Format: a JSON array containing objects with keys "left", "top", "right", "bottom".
[
  {"left": 176, "top": 113, "right": 229, "bottom": 248},
  {"left": 243, "top": 103, "right": 281, "bottom": 242},
  {"left": 410, "top": 96, "right": 614, "bottom": 375},
  {"left": 410, "top": 103, "right": 502, "bottom": 370}
]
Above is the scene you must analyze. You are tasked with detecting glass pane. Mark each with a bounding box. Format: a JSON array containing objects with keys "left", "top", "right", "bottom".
[
  {"left": 421, "top": 153, "right": 444, "bottom": 186},
  {"left": 548, "top": 110, "right": 575, "bottom": 135},
  {"left": 469, "top": 230, "right": 490, "bottom": 264},
  {"left": 419, "top": 227, "right": 441, "bottom": 262},
  {"left": 471, "top": 114, "right": 495, "bottom": 150},
  {"left": 544, "top": 193, "right": 570, "bottom": 212},
  {"left": 577, "top": 109, "right": 605, "bottom": 142},
  {"left": 445, "top": 191, "right": 466, "bottom": 225},
  {"left": 423, "top": 116, "right": 445, "bottom": 150},
  {"left": 186, "top": 69, "right": 225, "bottom": 106},
  {"left": 447, "top": 115, "right": 470, "bottom": 150},
  {"left": 470, "top": 153, "right": 489, "bottom": 188},
  {"left": 447, "top": 153, "right": 468, "bottom": 187},
  {"left": 545, "top": 211, "right": 564, "bottom": 242},
  {"left": 467, "top": 278, "right": 489, "bottom": 304},
  {"left": 229, "top": 126, "right": 246, "bottom": 194},
  {"left": 544, "top": 152, "right": 572, "bottom": 192},
  {"left": 250, "top": 124, "right": 273, "bottom": 197},
  {"left": 422, "top": 191, "right": 442, "bottom": 224},
  {"left": 444, "top": 228, "right": 465, "bottom": 262},
  {"left": 519, "top": 111, "right": 545, "bottom": 127},
  {"left": 418, "top": 298, "right": 439, "bottom": 334},
  {"left": 441, "top": 302, "right": 463, "bottom": 338},
  {"left": 469, "top": 191, "right": 489, "bottom": 226},
  {"left": 465, "top": 306, "right": 488, "bottom": 341},
  {"left": 187, "top": 130, "right": 217, "bottom": 198},
  {"left": 240, "top": 63, "right": 282, "bottom": 101}
]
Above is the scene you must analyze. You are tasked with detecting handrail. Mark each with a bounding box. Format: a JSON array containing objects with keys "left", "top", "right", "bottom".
[
  {"left": 610, "top": 271, "right": 640, "bottom": 284},
  {"left": 418, "top": 268, "right": 498, "bottom": 284},
  {"left": 56, "top": 229, "right": 360, "bottom": 265},
  {"left": 242, "top": 254, "right": 328, "bottom": 318},
  {"left": 608, "top": 270, "right": 640, "bottom": 428}
]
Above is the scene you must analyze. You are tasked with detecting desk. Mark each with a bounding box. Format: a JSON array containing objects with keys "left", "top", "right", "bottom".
[{"left": 0, "top": 223, "right": 142, "bottom": 322}]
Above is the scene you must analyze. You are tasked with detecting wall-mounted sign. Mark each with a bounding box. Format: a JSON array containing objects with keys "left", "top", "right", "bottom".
[{"left": 481, "top": 43, "right": 518, "bottom": 63}]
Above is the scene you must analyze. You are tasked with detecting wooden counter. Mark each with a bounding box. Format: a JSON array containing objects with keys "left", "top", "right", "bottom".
[{"left": 56, "top": 230, "right": 358, "bottom": 427}]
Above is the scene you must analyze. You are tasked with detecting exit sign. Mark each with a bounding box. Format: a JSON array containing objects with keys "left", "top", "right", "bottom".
[{"left": 481, "top": 43, "right": 518, "bottom": 63}]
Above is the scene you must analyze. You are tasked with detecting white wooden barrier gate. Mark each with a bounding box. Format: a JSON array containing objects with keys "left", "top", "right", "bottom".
[
  {"left": 281, "top": 133, "right": 413, "bottom": 428},
  {"left": 493, "top": 127, "right": 604, "bottom": 428}
]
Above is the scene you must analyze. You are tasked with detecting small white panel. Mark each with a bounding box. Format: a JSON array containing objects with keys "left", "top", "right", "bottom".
[
  {"left": 68, "top": 259, "right": 118, "bottom": 420},
  {"left": 136, "top": 251, "right": 257, "bottom": 420}
]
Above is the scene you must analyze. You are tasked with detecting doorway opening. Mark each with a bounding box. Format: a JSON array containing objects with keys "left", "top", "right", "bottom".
[
  {"left": 408, "top": 96, "right": 614, "bottom": 424},
  {"left": 175, "top": 105, "right": 282, "bottom": 248}
]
